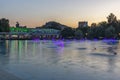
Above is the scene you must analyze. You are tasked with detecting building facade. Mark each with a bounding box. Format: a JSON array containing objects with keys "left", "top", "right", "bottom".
[
  {"left": 78, "top": 21, "right": 88, "bottom": 28},
  {"left": 30, "top": 28, "right": 61, "bottom": 39}
]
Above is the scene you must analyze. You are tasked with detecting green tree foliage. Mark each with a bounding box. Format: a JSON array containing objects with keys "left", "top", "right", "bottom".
[
  {"left": 105, "top": 26, "right": 116, "bottom": 39},
  {"left": 91, "top": 23, "right": 97, "bottom": 27},
  {"left": 77, "top": 27, "right": 89, "bottom": 38},
  {"left": 75, "top": 29, "right": 83, "bottom": 39},
  {"left": 107, "top": 13, "right": 120, "bottom": 34},
  {"left": 0, "top": 27, "right": 2, "bottom": 32},
  {"left": 86, "top": 13, "right": 120, "bottom": 39},
  {"left": 87, "top": 27, "right": 96, "bottom": 39},
  {"left": 87, "top": 26, "right": 105, "bottom": 39},
  {"left": 107, "top": 13, "right": 117, "bottom": 25},
  {"left": 61, "top": 27, "right": 74, "bottom": 39},
  {"left": 98, "top": 21, "right": 107, "bottom": 28},
  {"left": 0, "top": 18, "right": 10, "bottom": 32},
  {"left": 117, "top": 20, "right": 120, "bottom": 34},
  {"left": 97, "top": 26, "right": 105, "bottom": 38}
]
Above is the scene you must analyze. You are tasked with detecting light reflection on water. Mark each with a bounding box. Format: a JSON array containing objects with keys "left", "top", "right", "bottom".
[{"left": 0, "top": 40, "right": 120, "bottom": 80}]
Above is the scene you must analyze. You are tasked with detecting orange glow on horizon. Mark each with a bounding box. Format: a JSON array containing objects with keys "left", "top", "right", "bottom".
[
  {"left": 10, "top": 20, "right": 106, "bottom": 28},
  {"left": 10, "top": 18, "right": 106, "bottom": 28}
]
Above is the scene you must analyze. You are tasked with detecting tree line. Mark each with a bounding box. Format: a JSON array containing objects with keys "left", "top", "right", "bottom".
[
  {"left": 61, "top": 13, "right": 120, "bottom": 40},
  {"left": 1, "top": 13, "right": 120, "bottom": 40},
  {"left": 0, "top": 18, "right": 10, "bottom": 32}
]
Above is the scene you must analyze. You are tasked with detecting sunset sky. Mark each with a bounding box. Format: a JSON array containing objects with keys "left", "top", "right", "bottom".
[{"left": 1, "top": 0, "right": 120, "bottom": 28}]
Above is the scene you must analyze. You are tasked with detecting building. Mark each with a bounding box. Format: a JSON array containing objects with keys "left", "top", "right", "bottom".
[
  {"left": 30, "top": 28, "right": 61, "bottom": 39},
  {"left": 78, "top": 21, "right": 88, "bottom": 28}
]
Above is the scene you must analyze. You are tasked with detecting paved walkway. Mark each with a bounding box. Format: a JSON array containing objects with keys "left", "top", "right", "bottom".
[{"left": 0, "top": 69, "right": 22, "bottom": 80}]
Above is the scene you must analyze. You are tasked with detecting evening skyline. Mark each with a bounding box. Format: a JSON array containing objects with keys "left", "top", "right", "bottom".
[{"left": 1, "top": 0, "right": 120, "bottom": 28}]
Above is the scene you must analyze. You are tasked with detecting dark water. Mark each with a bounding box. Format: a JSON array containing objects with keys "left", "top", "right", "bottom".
[{"left": 0, "top": 40, "right": 120, "bottom": 80}]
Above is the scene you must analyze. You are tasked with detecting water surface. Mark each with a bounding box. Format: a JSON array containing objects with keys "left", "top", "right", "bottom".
[{"left": 0, "top": 40, "right": 120, "bottom": 80}]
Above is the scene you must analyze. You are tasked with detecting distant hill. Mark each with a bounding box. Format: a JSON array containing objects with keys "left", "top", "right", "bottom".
[{"left": 37, "top": 21, "right": 70, "bottom": 30}]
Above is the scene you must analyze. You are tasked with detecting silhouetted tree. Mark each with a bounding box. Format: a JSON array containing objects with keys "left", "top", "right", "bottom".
[
  {"left": 97, "top": 26, "right": 105, "bottom": 39},
  {"left": 117, "top": 20, "right": 120, "bottom": 33},
  {"left": 0, "top": 27, "right": 2, "bottom": 32},
  {"left": 61, "top": 27, "right": 74, "bottom": 39},
  {"left": 91, "top": 23, "right": 97, "bottom": 27},
  {"left": 98, "top": 21, "right": 107, "bottom": 28},
  {"left": 77, "top": 27, "right": 89, "bottom": 38},
  {"left": 107, "top": 13, "right": 120, "bottom": 34},
  {"left": 87, "top": 26, "right": 103, "bottom": 39},
  {"left": 107, "top": 13, "right": 117, "bottom": 25},
  {"left": 87, "top": 27, "right": 96, "bottom": 39},
  {"left": 97, "top": 21, "right": 108, "bottom": 38},
  {"left": 0, "top": 18, "right": 10, "bottom": 32},
  {"left": 75, "top": 29, "right": 83, "bottom": 39},
  {"left": 105, "top": 26, "right": 116, "bottom": 39},
  {"left": 16, "top": 22, "right": 20, "bottom": 28}
]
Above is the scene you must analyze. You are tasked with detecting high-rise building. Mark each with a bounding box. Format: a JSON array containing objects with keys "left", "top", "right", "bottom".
[{"left": 78, "top": 21, "right": 88, "bottom": 28}]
